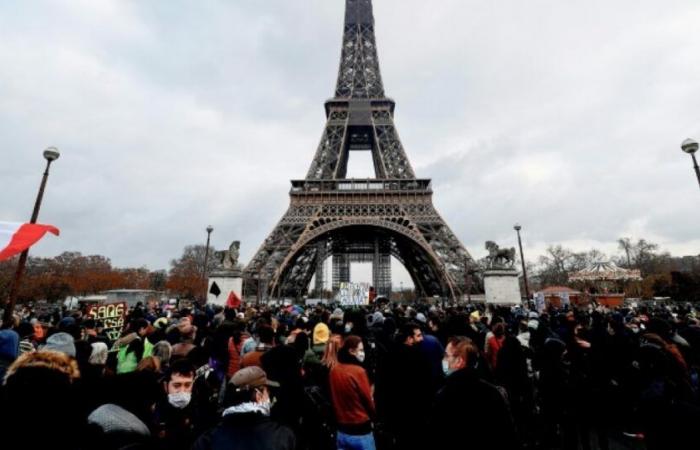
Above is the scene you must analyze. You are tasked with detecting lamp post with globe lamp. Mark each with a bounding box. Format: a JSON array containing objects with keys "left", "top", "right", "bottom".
[
  {"left": 681, "top": 138, "right": 700, "bottom": 190},
  {"left": 202, "top": 225, "right": 213, "bottom": 301},
  {"left": 514, "top": 223, "right": 530, "bottom": 302}
]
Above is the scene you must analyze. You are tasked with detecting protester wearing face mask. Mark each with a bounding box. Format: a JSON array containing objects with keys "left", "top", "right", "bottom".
[
  {"left": 154, "top": 359, "right": 198, "bottom": 450},
  {"left": 429, "top": 336, "right": 518, "bottom": 450},
  {"left": 329, "top": 335, "right": 376, "bottom": 450},
  {"left": 193, "top": 366, "right": 294, "bottom": 450}
]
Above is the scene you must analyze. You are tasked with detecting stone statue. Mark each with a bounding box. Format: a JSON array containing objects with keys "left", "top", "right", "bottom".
[
  {"left": 215, "top": 241, "right": 240, "bottom": 270},
  {"left": 485, "top": 241, "right": 516, "bottom": 269}
]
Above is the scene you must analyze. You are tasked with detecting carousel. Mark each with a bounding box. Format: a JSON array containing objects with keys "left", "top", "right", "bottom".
[{"left": 569, "top": 260, "right": 642, "bottom": 307}]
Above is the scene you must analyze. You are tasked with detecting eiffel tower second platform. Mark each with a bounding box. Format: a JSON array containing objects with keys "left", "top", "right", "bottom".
[{"left": 243, "top": 0, "right": 473, "bottom": 300}]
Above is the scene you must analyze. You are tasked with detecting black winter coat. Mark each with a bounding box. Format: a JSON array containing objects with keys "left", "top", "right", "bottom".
[
  {"left": 429, "top": 368, "right": 519, "bottom": 450},
  {"left": 192, "top": 412, "right": 296, "bottom": 450}
]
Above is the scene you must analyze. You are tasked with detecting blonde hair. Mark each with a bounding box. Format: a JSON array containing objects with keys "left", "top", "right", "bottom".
[
  {"left": 321, "top": 334, "right": 343, "bottom": 369},
  {"left": 4, "top": 350, "right": 80, "bottom": 384}
]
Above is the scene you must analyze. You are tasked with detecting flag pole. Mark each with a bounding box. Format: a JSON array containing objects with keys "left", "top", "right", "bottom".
[{"left": 3, "top": 148, "right": 60, "bottom": 328}]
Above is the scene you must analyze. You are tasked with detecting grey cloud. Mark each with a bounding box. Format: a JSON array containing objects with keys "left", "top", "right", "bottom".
[{"left": 1, "top": 0, "right": 700, "bottom": 277}]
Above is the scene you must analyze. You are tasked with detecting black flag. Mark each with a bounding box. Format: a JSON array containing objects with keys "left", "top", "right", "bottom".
[{"left": 209, "top": 281, "right": 221, "bottom": 297}]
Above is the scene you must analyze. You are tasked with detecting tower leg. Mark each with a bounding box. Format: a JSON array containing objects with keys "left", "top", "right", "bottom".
[
  {"left": 372, "top": 237, "right": 392, "bottom": 297},
  {"left": 332, "top": 253, "right": 350, "bottom": 291},
  {"left": 314, "top": 240, "right": 325, "bottom": 295}
]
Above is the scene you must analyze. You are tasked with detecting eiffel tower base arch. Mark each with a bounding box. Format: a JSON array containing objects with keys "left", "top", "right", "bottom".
[{"left": 246, "top": 217, "right": 461, "bottom": 301}]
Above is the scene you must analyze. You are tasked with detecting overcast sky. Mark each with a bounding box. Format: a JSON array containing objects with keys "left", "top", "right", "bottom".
[{"left": 2, "top": 0, "right": 700, "bottom": 284}]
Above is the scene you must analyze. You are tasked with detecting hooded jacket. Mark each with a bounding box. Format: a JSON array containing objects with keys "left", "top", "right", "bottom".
[{"left": 0, "top": 329, "right": 19, "bottom": 380}]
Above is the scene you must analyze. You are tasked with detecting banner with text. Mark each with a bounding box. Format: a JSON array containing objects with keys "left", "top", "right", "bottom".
[
  {"left": 336, "top": 282, "right": 370, "bottom": 306},
  {"left": 87, "top": 302, "right": 127, "bottom": 342}
]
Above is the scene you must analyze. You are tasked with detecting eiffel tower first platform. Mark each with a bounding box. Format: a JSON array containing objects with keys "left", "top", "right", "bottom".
[{"left": 244, "top": 0, "right": 474, "bottom": 301}]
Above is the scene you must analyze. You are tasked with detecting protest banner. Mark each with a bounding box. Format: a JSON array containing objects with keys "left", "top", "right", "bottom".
[
  {"left": 336, "top": 282, "right": 370, "bottom": 306},
  {"left": 535, "top": 292, "right": 545, "bottom": 313},
  {"left": 87, "top": 302, "right": 127, "bottom": 342}
]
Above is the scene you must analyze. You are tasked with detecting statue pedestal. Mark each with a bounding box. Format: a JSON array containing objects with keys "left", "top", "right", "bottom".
[
  {"left": 208, "top": 269, "right": 243, "bottom": 306},
  {"left": 484, "top": 268, "right": 522, "bottom": 305}
]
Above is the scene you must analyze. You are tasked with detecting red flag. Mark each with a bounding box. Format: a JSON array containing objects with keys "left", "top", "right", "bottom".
[
  {"left": 226, "top": 290, "right": 241, "bottom": 309},
  {"left": 0, "top": 221, "right": 59, "bottom": 261}
]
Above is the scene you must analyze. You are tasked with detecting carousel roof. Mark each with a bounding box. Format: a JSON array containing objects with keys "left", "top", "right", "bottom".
[
  {"left": 537, "top": 286, "right": 582, "bottom": 295},
  {"left": 569, "top": 260, "right": 642, "bottom": 282}
]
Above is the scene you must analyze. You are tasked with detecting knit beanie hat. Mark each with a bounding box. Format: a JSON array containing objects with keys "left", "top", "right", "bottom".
[
  {"left": 313, "top": 323, "right": 330, "bottom": 345},
  {"left": 43, "top": 332, "right": 76, "bottom": 357},
  {"left": 88, "top": 403, "right": 151, "bottom": 437},
  {"left": 330, "top": 308, "right": 344, "bottom": 321}
]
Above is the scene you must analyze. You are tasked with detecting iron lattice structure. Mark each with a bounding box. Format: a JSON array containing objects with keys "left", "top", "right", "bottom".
[{"left": 244, "top": 0, "right": 473, "bottom": 300}]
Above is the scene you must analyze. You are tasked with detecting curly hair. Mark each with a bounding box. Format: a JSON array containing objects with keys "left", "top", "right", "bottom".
[{"left": 4, "top": 350, "right": 80, "bottom": 384}]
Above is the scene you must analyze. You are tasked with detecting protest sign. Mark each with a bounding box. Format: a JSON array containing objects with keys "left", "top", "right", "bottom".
[
  {"left": 535, "top": 292, "right": 545, "bottom": 313},
  {"left": 336, "top": 282, "right": 370, "bottom": 306},
  {"left": 87, "top": 302, "right": 127, "bottom": 341}
]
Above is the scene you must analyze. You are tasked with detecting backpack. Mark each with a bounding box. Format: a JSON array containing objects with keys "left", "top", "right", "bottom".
[{"left": 302, "top": 385, "right": 336, "bottom": 450}]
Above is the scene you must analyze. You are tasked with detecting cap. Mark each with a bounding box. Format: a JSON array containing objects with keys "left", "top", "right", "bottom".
[{"left": 230, "top": 366, "right": 280, "bottom": 390}]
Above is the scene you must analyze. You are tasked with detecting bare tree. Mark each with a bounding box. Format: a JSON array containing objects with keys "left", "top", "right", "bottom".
[
  {"left": 536, "top": 245, "right": 577, "bottom": 286},
  {"left": 618, "top": 237, "right": 633, "bottom": 268}
]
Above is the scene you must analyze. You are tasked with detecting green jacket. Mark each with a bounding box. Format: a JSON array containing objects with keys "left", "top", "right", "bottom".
[{"left": 116, "top": 336, "right": 154, "bottom": 374}]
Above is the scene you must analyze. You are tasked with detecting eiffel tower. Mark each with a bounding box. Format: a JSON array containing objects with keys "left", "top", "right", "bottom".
[{"left": 244, "top": 0, "right": 473, "bottom": 300}]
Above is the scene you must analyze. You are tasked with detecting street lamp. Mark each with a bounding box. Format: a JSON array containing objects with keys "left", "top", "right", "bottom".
[
  {"left": 681, "top": 138, "right": 700, "bottom": 190},
  {"left": 2, "top": 147, "right": 60, "bottom": 328},
  {"left": 202, "top": 225, "right": 213, "bottom": 301},
  {"left": 514, "top": 223, "right": 531, "bottom": 301}
]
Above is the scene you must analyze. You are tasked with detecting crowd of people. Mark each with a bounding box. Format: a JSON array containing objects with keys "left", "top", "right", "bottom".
[{"left": 1, "top": 297, "right": 700, "bottom": 450}]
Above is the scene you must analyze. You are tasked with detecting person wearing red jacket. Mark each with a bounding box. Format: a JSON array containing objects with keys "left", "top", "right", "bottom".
[{"left": 329, "top": 335, "right": 376, "bottom": 450}]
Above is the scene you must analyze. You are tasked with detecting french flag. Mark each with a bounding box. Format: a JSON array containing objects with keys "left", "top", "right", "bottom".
[{"left": 0, "top": 221, "right": 60, "bottom": 261}]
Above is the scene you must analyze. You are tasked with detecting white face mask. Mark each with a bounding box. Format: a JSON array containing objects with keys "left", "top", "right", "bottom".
[
  {"left": 442, "top": 359, "right": 451, "bottom": 376},
  {"left": 345, "top": 323, "right": 353, "bottom": 333},
  {"left": 356, "top": 350, "right": 365, "bottom": 363},
  {"left": 168, "top": 392, "right": 191, "bottom": 409}
]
